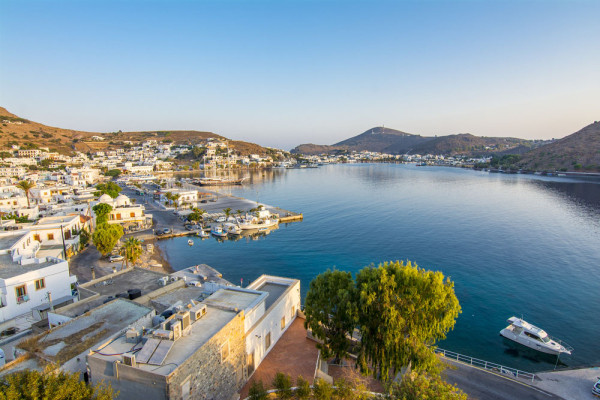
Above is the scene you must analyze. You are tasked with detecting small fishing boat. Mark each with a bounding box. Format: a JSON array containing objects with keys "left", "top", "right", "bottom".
[
  {"left": 210, "top": 225, "right": 228, "bottom": 237},
  {"left": 223, "top": 222, "right": 242, "bottom": 235},
  {"left": 188, "top": 239, "right": 194, "bottom": 246},
  {"left": 499, "top": 317, "right": 573, "bottom": 355},
  {"left": 197, "top": 229, "right": 209, "bottom": 238}
]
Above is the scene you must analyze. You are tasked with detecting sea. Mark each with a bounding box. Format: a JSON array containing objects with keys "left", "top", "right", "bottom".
[{"left": 156, "top": 164, "right": 600, "bottom": 372}]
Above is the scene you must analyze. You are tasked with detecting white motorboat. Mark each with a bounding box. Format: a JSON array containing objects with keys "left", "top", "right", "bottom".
[
  {"left": 210, "top": 225, "right": 228, "bottom": 237},
  {"left": 197, "top": 229, "right": 209, "bottom": 238},
  {"left": 223, "top": 222, "right": 242, "bottom": 235},
  {"left": 187, "top": 239, "right": 194, "bottom": 246},
  {"left": 238, "top": 206, "right": 279, "bottom": 230},
  {"left": 499, "top": 317, "right": 573, "bottom": 355}
]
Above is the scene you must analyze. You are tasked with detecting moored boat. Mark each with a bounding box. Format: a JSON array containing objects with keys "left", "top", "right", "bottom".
[
  {"left": 188, "top": 239, "right": 194, "bottom": 246},
  {"left": 499, "top": 317, "right": 573, "bottom": 355},
  {"left": 210, "top": 225, "right": 228, "bottom": 237}
]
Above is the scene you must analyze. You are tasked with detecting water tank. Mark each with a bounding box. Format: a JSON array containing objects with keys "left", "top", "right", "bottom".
[{"left": 127, "top": 288, "right": 142, "bottom": 300}]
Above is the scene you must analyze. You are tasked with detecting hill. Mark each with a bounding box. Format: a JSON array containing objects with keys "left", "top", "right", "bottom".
[
  {"left": 292, "top": 126, "right": 544, "bottom": 156},
  {"left": 0, "top": 107, "right": 273, "bottom": 157},
  {"left": 515, "top": 122, "right": 600, "bottom": 172}
]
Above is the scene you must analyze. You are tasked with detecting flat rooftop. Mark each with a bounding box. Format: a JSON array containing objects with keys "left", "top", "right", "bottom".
[
  {"left": 0, "top": 232, "right": 24, "bottom": 250},
  {"left": 147, "top": 286, "right": 205, "bottom": 313},
  {"left": 0, "top": 254, "right": 61, "bottom": 279},
  {"left": 203, "top": 288, "right": 263, "bottom": 311},
  {"left": 90, "top": 305, "right": 238, "bottom": 376},
  {"left": 258, "top": 282, "right": 289, "bottom": 311},
  {"left": 57, "top": 268, "right": 166, "bottom": 318},
  {"left": 21, "top": 299, "right": 152, "bottom": 364}
]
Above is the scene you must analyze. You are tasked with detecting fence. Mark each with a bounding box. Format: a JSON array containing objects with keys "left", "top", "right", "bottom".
[{"left": 435, "top": 347, "right": 536, "bottom": 382}]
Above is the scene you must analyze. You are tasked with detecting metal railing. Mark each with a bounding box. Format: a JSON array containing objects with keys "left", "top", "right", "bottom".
[{"left": 435, "top": 347, "right": 536, "bottom": 382}]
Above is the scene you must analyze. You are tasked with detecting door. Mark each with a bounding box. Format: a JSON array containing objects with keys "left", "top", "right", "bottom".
[{"left": 247, "top": 351, "right": 255, "bottom": 375}]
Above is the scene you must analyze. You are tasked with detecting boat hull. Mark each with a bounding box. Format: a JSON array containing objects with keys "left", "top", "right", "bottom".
[{"left": 499, "top": 329, "right": 563, "bottom": 355}]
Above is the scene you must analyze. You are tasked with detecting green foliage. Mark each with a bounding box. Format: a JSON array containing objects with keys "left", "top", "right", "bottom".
[
  {"left": 95, "top": 182, "right": 122, "bottom": 198},
  {"left": 104, "top": 169, "right": 122, "bottom": 178},
  {"left": 295, "top": 376, "right": 311, "bottom": 400},
  {"left": 223, "top": 207, "right": 232, "bottom": 217},
  {"left": 93, "top": 203, "right": 113, "bottom": 225},
  {"left": 272, "top": 372, "right": 293, "bottom": 399},
  {"left": 192, "top": 146, "right": 206, "bottom": 158},
  {"left": 248, "top": 379, "right": 268, "bottom": 400},
  {"left": 187, "top": 211, "right": 204, "bottom": 222},
  {"left": 121, "top": 237, "right": 142, "bottom": 267},
  {"left": 574, "top": 163, "right": 582, "bottom": 170},
  {"left": 386, "top": 372, "right": 467, "bottom": 400},
  {"left": 356, "top": 261, "right": 461, "bottom": 379},
  {"left": 0, "top": 213, "right": 30, "bottom": 223},
  {"left": 16, "top": 180, "right": 35, "bottom": 208},
  {"left": 312, "top": 378, "right": 334, "bottom": 400},
  {"left": 92, "top": 224, "right": 124, "bottom": 256},
  {"left": 490, "top": 154, "right": 521, "bottom": 169},
  {"left": 333, "top": 378, "right": 355, "bottom": 400},
  {"left": 304, "top": 269, "right": 357, "bottom": 361},
  {"left": 0, "top": 367, "right": 115, "bottom": 400},
  {"left": 0, "top": 151, "right": 12, "bottom": 158},
  {"left": 79, "top": 229, "right": 91, "bottom": 248}
]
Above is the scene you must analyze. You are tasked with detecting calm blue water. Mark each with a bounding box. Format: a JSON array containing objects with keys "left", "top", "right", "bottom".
[{"left": 157, "top": 164, "right": 600, "bottom": 372}]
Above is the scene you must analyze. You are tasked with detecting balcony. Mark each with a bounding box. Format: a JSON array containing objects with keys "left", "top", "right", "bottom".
[{"left": 17, "top": 295, "right": 30, "bottom": 304}]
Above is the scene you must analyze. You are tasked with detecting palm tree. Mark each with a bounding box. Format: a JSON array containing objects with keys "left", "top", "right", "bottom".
[
  {"left": 236, "top": 209, "right": 244, "bottom": 217},
  {"left": 121, "top": 237, "right": 142, "bottom": 269},
  {"left": 223, "top": 207, "right": 232, "bottom": 219},
  {"left": 16, "top": 180, "right": 35, "bottom": 208}
]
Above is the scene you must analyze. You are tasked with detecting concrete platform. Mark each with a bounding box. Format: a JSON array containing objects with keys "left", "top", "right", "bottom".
[{"left": 532, "top": 367, "right": 600, "bottom": 400}]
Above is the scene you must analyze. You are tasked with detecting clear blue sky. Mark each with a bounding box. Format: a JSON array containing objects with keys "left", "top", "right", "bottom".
[{"left": 1, "top": 0, "right": 598, "bottom": 150}]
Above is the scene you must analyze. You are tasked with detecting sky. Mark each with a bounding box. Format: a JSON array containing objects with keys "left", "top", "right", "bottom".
[{"left": 1, "top": 0, "right": 599, "bottom": 150}]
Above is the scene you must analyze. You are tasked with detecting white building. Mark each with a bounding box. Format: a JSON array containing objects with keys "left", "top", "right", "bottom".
[
  {"left": 0, "top": 167, "right": 27, "bottom": 179},
  {"left": 93, "top": 194, "right": 152, "bottom": 232},
  {"left": 0, "top": 231, "right": 77, "bottom": 323}
]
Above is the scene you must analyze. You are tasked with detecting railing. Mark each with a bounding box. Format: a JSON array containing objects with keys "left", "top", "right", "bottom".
[{"left": 435, "top": 347, "right": 536, "bottom": 382}]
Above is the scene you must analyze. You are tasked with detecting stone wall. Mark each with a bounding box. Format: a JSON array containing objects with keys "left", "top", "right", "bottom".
[{"left": 166, "top": 312, "right": 246, "bottom": 400}]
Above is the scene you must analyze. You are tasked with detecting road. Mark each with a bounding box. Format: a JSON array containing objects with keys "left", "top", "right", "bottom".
[{"left": 442, "top": 359, "right": 564, "bottom": 400}]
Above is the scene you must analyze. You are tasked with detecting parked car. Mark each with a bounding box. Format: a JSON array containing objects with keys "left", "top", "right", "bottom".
[
  {"left": 593, "top": 377, "right": 600, "bottom": 398},
  {"left": 108, "top": 255, "right": 124, "bottom": 263},
  {"left": 162, "top": 228, "right": 172, "bottom": 234},
  {"left": 216, "top": 216, "right": 226, "bottom": 223}
]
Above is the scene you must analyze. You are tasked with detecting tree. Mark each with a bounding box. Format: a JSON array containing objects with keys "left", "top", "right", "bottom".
[
  {"left": 92, "top": 224, "right": 124, "bottom": 256},
  {"left": 272, "top": 372, "right": 293, "bottom": 399},
  {"left": 248, "top": 380, "right": 268, "bottom": 400},
  {"left": 223, "top": 207, "right": 232, "bottom": 218},
  {"left": 79, "top": 229, "right": 91, "bottom": 249},
  {"left": 356, "top": 261, "right": 461, "bottom": 380},
  {"left": 304, "top": 269, "right": 357, "bottom": 362},
  {"left": 0, "top": 367, "right": 115, "bottom": 400},
  {"left": 386, "top": 372, "right": 467, "bottom": 400},
  {"left": 312, "top": 378, "right": 334, "bottom": 400},
  {"left": 93, "top": 203, "right": 113, "bottom": 226},
  {"left": 295, "top": 376, "right": 311, "bottom": 400},
  {"left": 95, "top": 182, "right": 122, "bottom": 198},
  {"left": 121, "top": 237, "right": 142, "bottom": 268},
  {"left": 16, "top": 180, "right": 35, "bottom": 208},
  {"left": 236, "top": 209, "right": 244, "bottom": 217},
  {"left": 104, "top": 169, "right": 122, "bottom": 178}
]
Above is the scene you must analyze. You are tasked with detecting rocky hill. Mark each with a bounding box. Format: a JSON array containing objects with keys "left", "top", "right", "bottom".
[
  {"left": 515, "top": 122, "right": 600, "bottom": 172},
  {"left": 292, "top": 126, "right": 545, "bottom": 156},
  {"left": 0, "top": 107, "right": 273, "bottom": 156}
]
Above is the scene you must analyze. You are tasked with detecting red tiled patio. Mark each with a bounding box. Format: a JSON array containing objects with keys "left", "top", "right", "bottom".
[{"left": 239, "top": 316, "right": 319, "bottom": 398}]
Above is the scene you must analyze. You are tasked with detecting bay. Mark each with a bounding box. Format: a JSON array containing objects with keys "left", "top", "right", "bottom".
[{"left": 157, "top": 164, "right": 600, "bottom": 372}]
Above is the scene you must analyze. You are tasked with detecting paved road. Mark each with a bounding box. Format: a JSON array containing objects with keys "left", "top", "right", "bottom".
[{"left": 442, "top": 359, "right": 564, "bottom": 400}]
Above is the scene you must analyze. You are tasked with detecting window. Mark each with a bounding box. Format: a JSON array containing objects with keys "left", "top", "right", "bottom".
[
  {"left": 15, "top": 285, "right": 27, "bottom": 303},
  {"left": 281, "top": 316, "right": 286, "bottom": 331},
  {"left": 116, "top": 213, "right": 121, "bottom": 220},
  {"left": 220, "top": 340, "right": 230, "bottom": 363},
  {"left": 265, "top": 332, "right": 271, "bottom": 350},
  {"left": 35, "top": 279, "right": 45, "bottom": 290},
  {"left": 130, "top": 212, "right": 135, "bottom": 218},
  {"left": 33, "top": 234, "right": 40, "bottom": 242},
  {"left": 47, "top": 233, "right": 54, "bottom": 240},
  {"left": 291, "top": 306, "right": 296, "bottom": 319}
]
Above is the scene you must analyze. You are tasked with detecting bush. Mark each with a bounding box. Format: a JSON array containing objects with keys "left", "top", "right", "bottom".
[
  {"left": 272, "top": 372, "right": 292, "bottom": 399},
  {"left": 295, "top": 376, "right": 311, "bottom": 399},
  {"left": 248, "top": 380, "right": 268, "bottom": 400},
  {"left": 313, "top": 378, "right": 334, "bottom": 400}
]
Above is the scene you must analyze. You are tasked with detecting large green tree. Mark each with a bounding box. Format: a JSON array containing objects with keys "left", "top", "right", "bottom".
[
  {"left": 0, "top": 367, "right": 115, "bottom": 400},
  {"left": 92, "top": 203, "right": 113, "bottom": 226},
  {"left": 356, "top": 261, "right": 461, "bottom": 380},
  {"left": 121, "top": 237, "right": 142, "bottom": 267},
  {"left": 16, "top": 180, "right": 35, "bottom": 208},
  {"left": 94, "top": 182, "right": 122, "bottom": 198},
  {"left": 92, "top": 224, "right": 124, "bottom": 256},
  {"left": 304, "top": 269, "right": 357, "bottom": 362}
]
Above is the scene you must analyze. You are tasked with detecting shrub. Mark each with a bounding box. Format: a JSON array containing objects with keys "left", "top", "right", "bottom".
[
  {"left": 248, "top": 380, "right": 268, "bottom": 400},
  {"left": 272, "top": 372, "right": 292, "bottom": 399},
  {"left": 313, "top": 378, "right": 334, "bottom": 400},
  {"left": 295, "top": 376, "right": 311, "bottom": 399}
]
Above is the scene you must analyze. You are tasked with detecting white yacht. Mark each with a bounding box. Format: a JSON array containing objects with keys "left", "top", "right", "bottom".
[
  {"left": 210, "top": 225, "right": 228, "bottom": 237},
  {"left": 238, "top": 206, "right": 279, "bottom": 230},
  {"left": 500, "top": 317, "right": 573, "bottom": 355}
]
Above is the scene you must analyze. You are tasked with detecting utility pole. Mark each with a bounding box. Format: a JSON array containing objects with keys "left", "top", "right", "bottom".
[{"left": 47, "top": 291, "right": 54, "bottom": 312}]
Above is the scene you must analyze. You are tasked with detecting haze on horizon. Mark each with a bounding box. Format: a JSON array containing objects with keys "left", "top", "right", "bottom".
[{"left": 1, "top": 0, "right": 598, "bottom": 150}]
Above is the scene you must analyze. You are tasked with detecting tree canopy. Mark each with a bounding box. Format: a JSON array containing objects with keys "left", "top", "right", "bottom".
[
  {"left": 121, "top": 237, "right": 142, "bottom": 267},
  {"left": 304, "top": 269, "right": 357, "bottom": 362},
  {"left": 92, "top": 223, "right": 124, "bottom": 256},
  {"left": 386, "top": 372, "right": 467, "bottom": 400},
  {"left": 93, "top": 203, "right": 113, "bottom": 226},
  {"left": 94, "top": 182, "right": 122, "bottom": 198},
  {"left": 16, "top": 180, "right": 35, "bottom": 208},
  {"left": 356, "top": 261, "right": 461, "bottom": 379},
  {"left": 0, "top": 367, "right": 115, "bottom": 400}
]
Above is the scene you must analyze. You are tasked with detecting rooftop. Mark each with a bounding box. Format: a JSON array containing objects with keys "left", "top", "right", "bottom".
[
  {"left": 90, "top": 305, "right": 238, "bottom": 376},
  {"left": 0, "top": 232, "right": 24, "bottom": 250},
  {"left": 20, "top": 299, "right": 153, "bottom": 364},
  {"left": 258, "top": 282, "right": 289, "bottom": 311},
  {"left": 0, "top": 254, "right": 63, "bottom": 280},
  {"left": 203, "top": 287, "right": 264, "bottom": 312}
]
